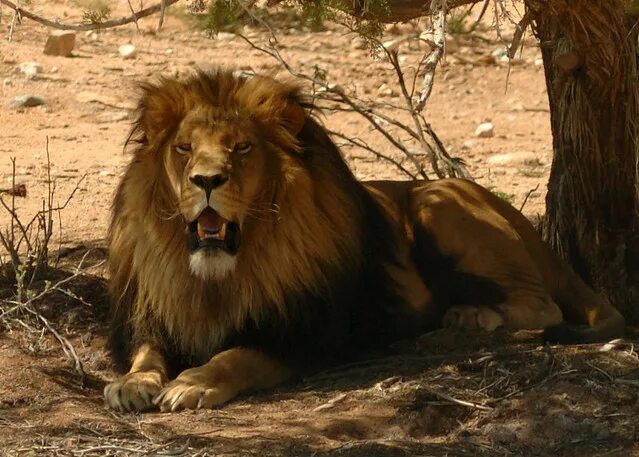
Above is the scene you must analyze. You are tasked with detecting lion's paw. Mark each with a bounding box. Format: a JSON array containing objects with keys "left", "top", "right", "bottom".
[
  {"left": 442, "top": 305, "right": 504, "bottom": 332},
  {"left": 104, "top": 370, "right": 164, "bottom": 412},
  {"left": 153, "top": 367, "right": 234, "bottom": 412}
]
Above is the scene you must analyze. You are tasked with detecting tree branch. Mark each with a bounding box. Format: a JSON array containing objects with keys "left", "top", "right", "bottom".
[{"left": 0, "top": 0, "right": 180, "bottom": 31}]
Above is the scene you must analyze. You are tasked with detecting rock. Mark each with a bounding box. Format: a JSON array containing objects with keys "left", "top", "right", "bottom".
[
  {"left": 96, "top": 111, "right": 129, "bottom": 123},
  {"left": 3, "top": 78, "right": 12, "bottom": 88},
  {"left": 18, "top": 61, "right": 43, "bottom": 80},
  {"left": 99, "top": 170, "right": 115, "bottom": 177},
  {"left": 8, "top": 95, "right": 45, "bottom": 109},
  {"left": 487, "top": 151, "right": 541, "bottom": 166},
  {"left": 377, "top": 83, "right": 396, "bottom": 97},
  {"left": 2, "top": 55, "right": 17, "bottom": 64},
  {"left": 534, "top": 58, "right": 544, "bottom": 67},
  {"left": 382, "top": 39, "right": 400, "bottom": 52},
  {"left": 43, "top": 31, "right": 76, "bottom": 57},
  {"left": 216, "top": 32, "right": 236, "bottom": 41},
  {"left": 474, "top": 122, "right": 494, "bottom": 138},
  {"left": 491, "top": 47, "right": 507, "bottom": 58},
  {"left": 118, "top": 44, "right": 137, "bottom": 59}
]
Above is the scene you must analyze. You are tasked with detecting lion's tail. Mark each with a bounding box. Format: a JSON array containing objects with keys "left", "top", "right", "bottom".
[{"left": 543, "top": 252, "right": 625, "bottom": 344}]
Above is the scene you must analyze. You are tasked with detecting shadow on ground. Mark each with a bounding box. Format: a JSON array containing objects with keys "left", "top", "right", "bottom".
[{"left": 1, "top": 245, "right": 638, "bottom": 456}]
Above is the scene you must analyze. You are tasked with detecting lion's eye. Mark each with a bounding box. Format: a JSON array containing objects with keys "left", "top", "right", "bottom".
[
  {"left": 234, "top": 142, "right": 251, "bottom": 155},
  {"left": 175, "top": 143, "right": 191, "bottom": 155}
]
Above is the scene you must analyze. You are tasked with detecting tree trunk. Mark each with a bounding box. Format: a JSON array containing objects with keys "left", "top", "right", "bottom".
[{"left": 527, "top": 0, "right": 639, "bottom": 322}]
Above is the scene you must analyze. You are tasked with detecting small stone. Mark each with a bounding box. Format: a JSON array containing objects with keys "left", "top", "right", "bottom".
[
  {"left": 43, "top": 31, "right": 76, "bottom": 57},
  {"left": 99, "top": 170, "right": 115, "bottom": 177},
  {"left": 96, "top": 111, "right": 129, "bottom": 123},
  {"left": 491, "top": 47, "right": 507, "bottom": 58},
  {"left": 216, "top": 32, "right": 236, "bottom": 41},
  {"left": 377, "top": 83, "right": 396, "bottom": 97},
  {"left": 474, "top": 122, "right": 494, "bottom": 138},
  {"left": 8, "top": 95, "right": 45, "bottom": 109},
  {"left": 18, "top": 61, "right": 43, "bottom": 80},
  {"left": 3, "top": 78, "right": 12, "bottom": 88},
  {"left": 165, "top": 48, "right": 174, "bottom": 55},
  {"left": 118, "top": 44, "right": 137, "bottom": 59},
  {"left": 382, "top": 39, "right": 400, "bottom": 52},
  {"left": 487, "top": 151, "right": 540, "bottom": 166},
  {"left": 2, "top": 55, "right": 17, "bottom": 64},
  {"left": 534, "top": 58, "right": 544, "bottom": 67}
]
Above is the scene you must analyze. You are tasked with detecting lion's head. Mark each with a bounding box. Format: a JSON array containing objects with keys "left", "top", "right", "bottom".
[{"left": 127, "top": 70, "right": 322, "bottom": 280}]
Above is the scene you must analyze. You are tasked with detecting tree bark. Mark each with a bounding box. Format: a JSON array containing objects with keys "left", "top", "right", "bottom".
[{"left": 528, "top": 0, "right": 639, "bottom": 322}]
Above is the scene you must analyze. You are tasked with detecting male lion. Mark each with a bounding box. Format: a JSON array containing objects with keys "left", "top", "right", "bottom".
[{"left": 104, "top": 69, "right": 624, "bottom": 412}]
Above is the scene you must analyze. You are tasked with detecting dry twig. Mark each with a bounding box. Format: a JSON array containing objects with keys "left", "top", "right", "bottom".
[
  {"left": 0, "top": 0, "right": 180, "bottom": 31},
  {"left": 415, "top": 0, "right": 446, "bottom": 112},
  {"left": 127, "top": 0, "right": 142, "bottom": 34}
]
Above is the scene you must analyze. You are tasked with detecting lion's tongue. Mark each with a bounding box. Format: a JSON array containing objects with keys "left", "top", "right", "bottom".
[{"left": 197, "top": 208, "right": 227, "bottom": 240}]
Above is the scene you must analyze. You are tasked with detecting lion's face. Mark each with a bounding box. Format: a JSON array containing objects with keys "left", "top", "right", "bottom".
[
  {"left": 168, "top": 107, "right": 276, "bottom": 279},
  {"left": 126, "top": 71, "right": 308, "bottom": 281}
]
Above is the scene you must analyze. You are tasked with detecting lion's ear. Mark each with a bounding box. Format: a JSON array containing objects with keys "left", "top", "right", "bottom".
[
  {"left": 239, "top": 76, "right": 307, "bottom": 139},
  {"left": 281, "top": 100, "right": 306, "bottom": 137},
  {"left": 135, "top": 78, "right": 190, "bottom": 142}
]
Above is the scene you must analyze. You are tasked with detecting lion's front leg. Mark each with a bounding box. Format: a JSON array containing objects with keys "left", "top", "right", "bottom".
[
  {"left": 104, "top": 344, "right": 168, "bottom": 412},
  {"left": 153, "top": 348, "right": 292, "bottom": 412}
]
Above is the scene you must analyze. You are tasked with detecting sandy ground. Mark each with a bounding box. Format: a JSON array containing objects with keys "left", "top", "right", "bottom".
[{"left": 1, "top": 1, "right": 638, "bottom": 456}]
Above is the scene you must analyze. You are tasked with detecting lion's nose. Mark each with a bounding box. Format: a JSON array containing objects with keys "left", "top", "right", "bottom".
[{"left": 189, "top": 174, "right": 229, "bottom": 199}]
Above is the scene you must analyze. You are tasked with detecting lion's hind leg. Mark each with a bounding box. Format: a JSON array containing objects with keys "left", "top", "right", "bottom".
[{"left": 409, "top": 180, "right": 563, "bottom": 333}]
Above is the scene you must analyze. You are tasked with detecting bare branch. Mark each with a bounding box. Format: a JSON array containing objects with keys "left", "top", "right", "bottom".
[
  {"left": 158, "top": 0, "right": 166, "bottom": 31},
  {"left": 507, "top": 10, "right": 532, "bottom": 59},
  {"left": 416, "top": 3, "right": 446, "bottom": 112},
  {"left": 0, "top": 0, "right": 180, "bottom": 31},
  {"left": 127, "top": 0, "right": 142, "bottom": 34}
]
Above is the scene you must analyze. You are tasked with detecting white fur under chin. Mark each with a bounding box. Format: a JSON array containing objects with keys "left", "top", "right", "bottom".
[{"left": 189, "top": 250, "right": 237, "bottom": 280}]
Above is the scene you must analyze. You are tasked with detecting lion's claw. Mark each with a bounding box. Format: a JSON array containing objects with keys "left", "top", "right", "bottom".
[
  {"left": 104, "top": 371, "right": 164, "bottom": 412},
  {"left": 154, "top": 379, "right": 231, "bottom": 412}
]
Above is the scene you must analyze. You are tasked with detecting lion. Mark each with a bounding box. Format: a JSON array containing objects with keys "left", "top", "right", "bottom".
[{"left": 104, "top": 68, "right": 625, "bottom": 412}]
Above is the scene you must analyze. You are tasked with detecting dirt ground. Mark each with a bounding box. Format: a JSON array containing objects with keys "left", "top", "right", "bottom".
[{"left": 1, "top": 1, "right": 638, "bottom": 456}]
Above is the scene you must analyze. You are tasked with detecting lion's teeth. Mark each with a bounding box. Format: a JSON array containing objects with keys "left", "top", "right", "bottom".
[{"left": 219, "top": 223, "right": 227, "bottom": 240}]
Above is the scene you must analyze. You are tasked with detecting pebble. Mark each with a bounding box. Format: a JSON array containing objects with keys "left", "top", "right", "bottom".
[
  {"left": 377, "top": 83, "right": 396, "bottom": 97},
  {"left": 8, "top": 95, "right": 45, "bottom": 109},
  {"left": 96, "top": 111, "right": 129, "bottom": 123},
  {"left": 118, "top": 44, "right": 137, "bottom": 59},
  {"left": 491, "top": 47, "right": 507, "bottom": 58},
  {"left": 474, "top": 122, "right": 494, "bottom": 138},
  {"left": 534, "top": 58, "right": 544, "bottom": 67},
  {"left": 18, "top": 61, "right": 43, "bottom": 80},
  {"left": 487, "top": 151, "right": 541, "bottom": 166},
  {"left": 216, "top": 32, "right": 236, "bottom": 41},
  {"left": 43, "top": 31, "right": 76, "bottom": 57}
]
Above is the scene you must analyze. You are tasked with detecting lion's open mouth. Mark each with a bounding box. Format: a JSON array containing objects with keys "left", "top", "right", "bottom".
[{"left": 187, "top": 207, "right": 241, "bottom": 254}]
